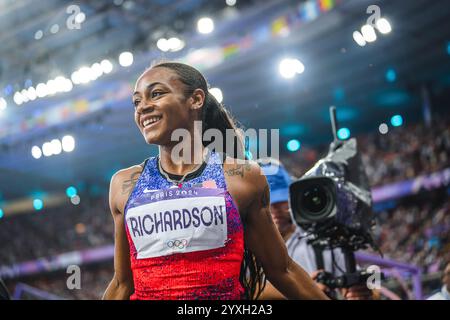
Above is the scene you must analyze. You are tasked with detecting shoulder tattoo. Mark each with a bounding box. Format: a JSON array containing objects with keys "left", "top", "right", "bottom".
[
  {"left": 224, "top": 163, "right": 252, "bottom": 178},
  {"left": 121, "top": 171, "right": 141, "bottom": 196}
]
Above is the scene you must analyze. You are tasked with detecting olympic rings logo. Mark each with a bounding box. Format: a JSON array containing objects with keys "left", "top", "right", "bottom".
[{"left": 167, "top": 239, "right": 188, "bottom": 249}]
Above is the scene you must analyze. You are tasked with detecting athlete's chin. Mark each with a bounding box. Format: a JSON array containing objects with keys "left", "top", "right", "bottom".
[
  {"left": 144, "top": 134, "right": 161, "bottom": 145},
  {"left": 140, "top": 129, "right": 156, "bottom": 144},
  {"left": 142, "top": 130, "right": 170, "bottom": 146}
]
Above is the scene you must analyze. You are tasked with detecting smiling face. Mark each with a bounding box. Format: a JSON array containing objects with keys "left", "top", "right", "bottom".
[{"left": 132, "top": 67, "right": 201, "bottom": 146}]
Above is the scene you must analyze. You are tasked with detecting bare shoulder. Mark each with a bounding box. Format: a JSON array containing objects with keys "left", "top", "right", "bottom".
[
  {"left": 223, "top": 157, "right": 267, "bottom": 189},
  {"left": 111, "top": 164, "right": 144, "bottom": 193},
  {"left": 110, "top": 161, "right": 146, "bottom": 214},
  {"left": 223, "top": 157, "right": 268, "bottom": 214}
]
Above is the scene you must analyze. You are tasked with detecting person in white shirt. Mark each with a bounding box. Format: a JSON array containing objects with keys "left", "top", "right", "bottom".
[
  {"left": 258, "top": 158, "right": 372, "bottom": 300},
  {"left": 427, "top": 260, "right": 450, "bottom": 300}
]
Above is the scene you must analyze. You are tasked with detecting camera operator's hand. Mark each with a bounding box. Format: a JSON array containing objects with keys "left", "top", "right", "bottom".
[
  {"left": 311, "top": 270, "right": 373, "bottom": 300},
  {"left": 341, "top": 284, "right": 373, "bottom": 300},
  {"left": 311, "top": 270, "right": 334, "bottom": 298}
]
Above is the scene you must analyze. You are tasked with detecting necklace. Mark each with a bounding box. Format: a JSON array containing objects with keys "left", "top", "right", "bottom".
[{"left": 158, "top": 150, "right": 208, "bottom": 187}]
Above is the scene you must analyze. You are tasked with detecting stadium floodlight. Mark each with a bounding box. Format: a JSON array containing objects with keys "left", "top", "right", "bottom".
[
  {"left": 31, "top": 146, "right": 42, "bottom": 159},
  {"left": 42, "top": 142, "right": 53, "bottom": 157},
  {"left": 379, "top": 123, "right": 389, "bottom": 134},
  {"left": 167, "top": 37, "right": 185, "bottom": 52},
  {"left": 197, "top": 17, "right": 214, "bottom": 34},
  {"left": 119, "top": 51, "right": 134, "bottom": 67},
  {"left": 287, "top": 139, "right": 301, "bottom": 152},
  {"left": 20, "top": 89, "right": 29, "bottom": 102},
  {"left": 0, "top": 97, "right": 7, "bottom": 111},
  {"left": 353, "top": 31, "right": 366, "bottom": 47},
  {"left": 209, "top": 87, "right": 223, "bottom": 103},
  {"left": 100, "top": 59, "right": 113, "bottom": 74},
  {"left": 279, "top": 58, "right": 305, "bottom": 79},
  {"left": 157, "top": 38, "right": 170, "bottom": 52},
  {"left": 50, "top": 139, "right": 62, "bottom": 155},
  {"left": 361, "top": 24, "right": 377, "bottom": 43},
  {"left": 376, "top": 18, "right": 392, "bottom": 34},
  {"left": 62, "top": 135, "right": 75, "bottom": 152},
  {"left": 36, "top": 83, "right": 49, "bottom": 97}
]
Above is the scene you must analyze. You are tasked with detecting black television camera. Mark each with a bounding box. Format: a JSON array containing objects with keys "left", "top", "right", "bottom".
[{"left": 289, "top": 107, "right": 381, "bottom": 290}]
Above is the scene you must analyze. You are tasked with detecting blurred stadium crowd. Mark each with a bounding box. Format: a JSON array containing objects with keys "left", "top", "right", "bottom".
[
  {"left": 375, "top": 198, "right": 449, "bottom": 274},
  {"left": 1, "top": 116, "right": 449, "bottom": 299},
  {"left": 0, "top": 197, "right": 112, "bottom": 266},
  {"left": 284, "top": 117, "right": 450, "bottom": 187}
]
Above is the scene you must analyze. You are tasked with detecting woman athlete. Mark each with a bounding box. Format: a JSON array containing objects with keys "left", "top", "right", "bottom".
[{"left": 103, "top": 62, "right": 328, "bottom": 300}]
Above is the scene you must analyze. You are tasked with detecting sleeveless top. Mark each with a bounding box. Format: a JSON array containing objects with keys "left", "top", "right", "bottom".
[{"left": 124, "top": 150, "right": 245, "bottom": 300}]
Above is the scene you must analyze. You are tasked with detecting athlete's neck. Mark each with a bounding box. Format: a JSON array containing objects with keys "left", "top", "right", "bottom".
[{"left": 159, "top": 143, "right": 206, "bottom": 176}]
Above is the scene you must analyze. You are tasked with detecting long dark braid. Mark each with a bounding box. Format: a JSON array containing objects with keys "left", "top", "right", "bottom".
[{"left": 150, "top": 61, "right": 266, "bottom": 299}]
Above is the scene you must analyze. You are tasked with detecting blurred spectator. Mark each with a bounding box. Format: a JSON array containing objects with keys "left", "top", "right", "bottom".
[
  {"left": 372, "top": 196, "right": 450, "bottom": 273},
  {"left": 427, "top": 260, "right": 450, "bottom": 300},
  {"left": 7, "top": 263, "right": 113, "bottom": 300},
  {"left": 0, "top": 196, "right": 113, "bottom": 265}
]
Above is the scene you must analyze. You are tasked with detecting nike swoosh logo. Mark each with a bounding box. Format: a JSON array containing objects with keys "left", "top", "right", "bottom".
[{"left": 143, "top": 188, "right": 157, "bottom": 193}]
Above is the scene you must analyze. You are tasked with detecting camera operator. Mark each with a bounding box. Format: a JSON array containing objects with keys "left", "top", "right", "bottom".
[{"left": 258, "top": 158, "right": 372, "bottom": 300}]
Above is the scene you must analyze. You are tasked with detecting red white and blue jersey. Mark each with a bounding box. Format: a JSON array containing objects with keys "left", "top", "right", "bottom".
[{"left": 124, "top": 151, "right": 245, "bottom": 299}]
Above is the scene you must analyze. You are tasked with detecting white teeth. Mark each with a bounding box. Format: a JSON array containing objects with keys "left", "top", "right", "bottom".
[{"left": 143, "top": 117, "right": 161, "bottom": 127}]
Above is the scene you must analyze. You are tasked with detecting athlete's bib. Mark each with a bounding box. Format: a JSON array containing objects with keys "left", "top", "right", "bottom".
[{"left": 126, "top": 187, "right": 228, "bottom": 259}]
